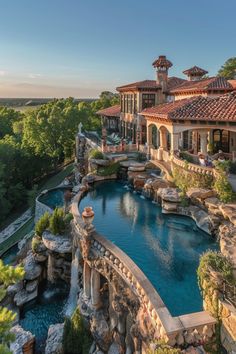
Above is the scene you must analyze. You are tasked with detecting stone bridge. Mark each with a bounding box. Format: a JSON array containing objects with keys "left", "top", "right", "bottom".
[{"left": 71, "top": 189, "right": 216, "bottom": 353}]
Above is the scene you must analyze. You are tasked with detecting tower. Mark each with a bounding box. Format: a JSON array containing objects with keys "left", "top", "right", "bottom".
[
  {"left": 152, "top": 55, "right": 173, "bottom": 92},
  {"left": 183, "top": 66, "right": 208, "bottom": 81}
]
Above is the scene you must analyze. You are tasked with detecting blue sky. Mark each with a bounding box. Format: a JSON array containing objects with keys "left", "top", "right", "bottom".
[{"left": 0, "top": 0, "right": 235, "bottom": 98}]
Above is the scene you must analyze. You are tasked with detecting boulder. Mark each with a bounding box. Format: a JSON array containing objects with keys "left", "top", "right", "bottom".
[
  {"left": 151, "top": 178, "right": 171, "bottom": 191},
  {"left": 90, "top": 312, "right": 112, "bottom": 352},
  {"left": 162, "top": 202, "right": 178, "bottom": 212},
  {"left": 45, "top": 323, "right": 64, "bottom": 354},
  {"left": 219, "top": 204, "right": 236, "bottom": 226},
  {"left": 108, "top": 343, "right": 120, "bottom": 354},
  {"left": 34, "top": 253, "right": 48, "bottom": 262},
  {"left": 14, "top": 288, "right": 38, "bottom": 307},
  {"left": 26, "top": 279, "right": 38, "bottom": 293},
  {"left": 133, "top": 176, "right": 146, "bottom": 191},
  {"left": 42, "top": 231, "right": 72, "bottom": 254},
  {"left": 24, "top": 251, "right": 42, "bottom": 280},
  {"left": 7, "top": 281, "right": 23, "bottom": 296},
  {"left": 10, "top": 325, "right": 35, "bottom": 354},
  {"left": 158, "top": 188, "right": 181, "bottom": 203},
  {"left": 128, "top": 164, "right": 146, "bottom": 172},
  {"left": 127, "top": 171, "right": 149, "bottom": 183},
  {"left": 89, "top": 159, "right": 110, "bottom": 167},
  {"left": 219, "top": 223, "right": 236, "bottom": 269},
  {"left": 108, "top": 155, "right": 127, "bottom": 163},
  {"left": 187, "top": 188, "right": 216, "bottom": 201},
  {"left": 188, "top": 206, "right": 210, "bottom": 234}
]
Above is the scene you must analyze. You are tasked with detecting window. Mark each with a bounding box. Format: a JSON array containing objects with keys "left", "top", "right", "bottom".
[
  {"left": 142, "top": 94, "right": 155, "bottom": 110},
  {"left": 134, "top": 94, "right": 137, "bottom": 113}
]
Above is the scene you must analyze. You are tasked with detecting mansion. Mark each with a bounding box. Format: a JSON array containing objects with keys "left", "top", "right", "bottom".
[{"left": 97, "top": 55, "right": 236, "bottom": 159}]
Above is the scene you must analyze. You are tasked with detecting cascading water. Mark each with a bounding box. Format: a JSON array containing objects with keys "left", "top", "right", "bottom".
[
  {"left": 65, "top": 248, "right": 80, "bottom": 316},
  {"left": 47, "top": 253, "right": 54, "bottom": 283}
]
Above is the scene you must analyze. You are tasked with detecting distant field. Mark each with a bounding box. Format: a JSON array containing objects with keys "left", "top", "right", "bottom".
[{"left": 0, "top": 97, "right": 95, "bottom": 111}]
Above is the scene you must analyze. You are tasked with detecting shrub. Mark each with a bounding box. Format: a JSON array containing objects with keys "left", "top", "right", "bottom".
[
  {"left": 49, "top": 208, "right": 66, "bottom": 235},
  {"left": 89, "top": 149, "right": 104, "bottom": 160},
  {"left": 32, "top": 236, "right": 42, "bottom": 253},
  {"left": 148, "top": 341, "right": 181, "bottom": 354},
  {"left": 213, "top": 170, "right": 234, "bottom": 203},
  {"left": 35, "top": 212, "right": 50, "bottom": 236},
  {"left": 213, "top": 160, "right": 231, "bottom": 173},
  {"left": 197, "top": 251, "right": 235, "bottom": 354},
  {"left": 172, "top": 165, "right": 213, "bottom": 194},
  {"left": 97, "top": 162, "right": 120, "bottom": 176},
  {"left": 198, "top": 251, "right": 235, "bottom": 288},
  {"left": 179, "top": 151, "right": 194, "bottom": 163},
  {"left": 64, "top": 212, "right": 73, "bottom": 225},
  {"left": 63, "top": 308, "right": 92, "bottom": 354}
]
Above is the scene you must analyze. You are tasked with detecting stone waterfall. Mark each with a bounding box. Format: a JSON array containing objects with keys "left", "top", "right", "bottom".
[{"left": 65, "top": 248, "right": 80, "bottom": 316}]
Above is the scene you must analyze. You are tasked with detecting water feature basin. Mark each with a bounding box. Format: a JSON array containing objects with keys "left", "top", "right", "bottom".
[
  {"left": 20, "top": 281, "right": 69, "bottom": 354},
  {"left": 79, "top": 180, "right": 218, "bottom": 316}
]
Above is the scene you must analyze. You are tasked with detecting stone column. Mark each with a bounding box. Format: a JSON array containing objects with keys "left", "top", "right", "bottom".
[
  {"left": 199, "top": 131, "right": 208, "bottom": 155},
  {"left": 147, "top": 125, "right": 152, "bottom": 147},
  {"left": 192, "top": 130, "right": 198, "bottom": 154},
  {"left": 170, "top": 133, "right": 179, "bottom": 153},
  {"left": 91, "top": 268, "right": 101, "bottom": 309},
  {"left": 160, "top": 129, "right": 167, "bottom": 149},
  {"left": 125, "top": 122, "right": 128, "bottom": 139},
  {"left": 207, "top": 130, "right": 213, "bottom": 153},
  {"left": 156, "top": 129, "right": 160, "bottom": 149},
  {"left": 83, "top": 262, "right": 91, "bottom": 299}
]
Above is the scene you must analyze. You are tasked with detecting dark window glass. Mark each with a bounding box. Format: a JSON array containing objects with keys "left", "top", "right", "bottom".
[{"left": 142, "top": 94, "right": 155, "bottom": 110}]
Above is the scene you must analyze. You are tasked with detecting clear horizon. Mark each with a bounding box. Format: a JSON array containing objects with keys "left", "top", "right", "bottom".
[{"left": 0, "top": 0, "right": 235, "bottom": 98}]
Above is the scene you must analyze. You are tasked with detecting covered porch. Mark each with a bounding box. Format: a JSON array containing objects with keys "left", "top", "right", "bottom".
[
  {"left": 142, "top": 92, "right": 236, "bottom": 174},
  {"left": 146, "top": 122, "right": 236, "bottom": 163}
]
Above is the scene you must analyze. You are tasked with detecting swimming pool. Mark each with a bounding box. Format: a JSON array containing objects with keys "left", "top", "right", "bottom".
[
  {"left": 79, "top": 181, "right": 218, "bottom": 316},
  {"left": 38, "top": 188, "right": 66, "bottom": 209}
]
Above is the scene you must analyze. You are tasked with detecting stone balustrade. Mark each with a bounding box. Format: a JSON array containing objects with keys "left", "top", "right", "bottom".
[
  {"left": 71, "top": 189, "right": 216, "bottom": 349},
  {"left": 172, "top": 154, "right": 215, "bottom": 176}
]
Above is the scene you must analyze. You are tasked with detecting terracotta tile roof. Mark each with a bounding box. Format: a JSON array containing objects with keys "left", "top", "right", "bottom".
[
  {"left": 170, "top": 76, "right": 233, "bottom": 94},
  {"left": 96, "top": 105, "right": 121, "bottom": 117},
  {"left": 183, "top": 66, "right": 208, "bottom": 76},
  {"left": 116, "top": 80, "right": 160, "bottom": 92},
  {"left": 141, "top": 92, "right": 236, "bottom": 122},
  {"left": 116, "top": 77, "right": 185, "bottom": 92},
  {"left": 167, "top": 77, "right": 187, "bottom": 91},
  {"left": 152, "top": 55, "right": 173, "bottom": 69},
  {"left": 228, "top": 80, "right": 236, "bottom": 89}
]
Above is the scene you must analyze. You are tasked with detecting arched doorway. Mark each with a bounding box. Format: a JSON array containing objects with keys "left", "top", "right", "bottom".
[
  {"left": 148, "top": 124, "right": 159, "bottom": 149},
  {"left": 213, "top": 129, "right": 229, "bottom": 153}
]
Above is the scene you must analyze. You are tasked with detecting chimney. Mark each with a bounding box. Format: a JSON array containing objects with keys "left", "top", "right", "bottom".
[
  {"left": 183, "top": 66, "right": 208, "bottom": 81},
  {"left": 152, "top": 55, "right": 173, "bottom": 92}
]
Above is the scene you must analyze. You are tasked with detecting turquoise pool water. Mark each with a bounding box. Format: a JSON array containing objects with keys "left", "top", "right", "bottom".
[
  {"left": 20, "top": 282, "right": 69, "bottom": 354},
  {"left": 38, "top": 188, "right": 67, "bottom": 209},
  {"left": 80, "top": 181, "right": 218, "bottom": 316}
]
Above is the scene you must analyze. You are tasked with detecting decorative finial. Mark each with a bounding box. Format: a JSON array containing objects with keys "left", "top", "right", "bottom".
[{"left": 82, "top": 206, "right": 95, "bottom": 225}]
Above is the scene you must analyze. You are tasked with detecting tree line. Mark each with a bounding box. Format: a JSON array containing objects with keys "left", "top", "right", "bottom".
[{"left": 0, "top": 92, "right": 119, "bottom": 224}]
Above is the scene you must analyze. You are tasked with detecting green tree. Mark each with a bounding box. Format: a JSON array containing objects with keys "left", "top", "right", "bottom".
[
  {"left": 0, "top": 107, "right": 22, "bottom": 139},
  {"left": 63, "top": 308, "right": 92, "bottom": 354},
  {"left": 218, "top": 57, "right": 236, "bottom": 79},
  {"left": 0, "top": 260, "right": 25, "bottom": 353},
  {"left": 35, "top": 212, "right": 50, "bottom": 237},
  {"left": 49, "top": 208, "right": 66, "bottom": 235}
]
